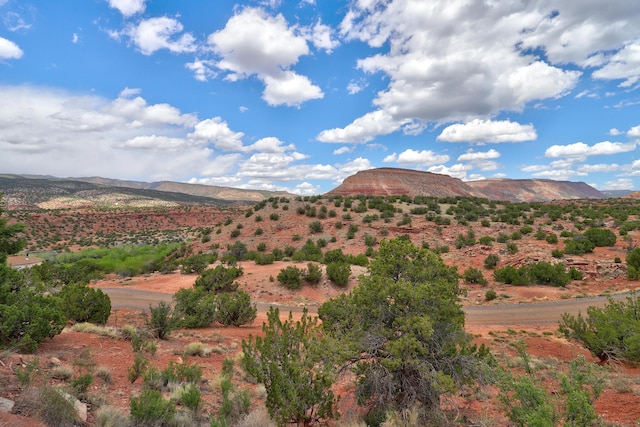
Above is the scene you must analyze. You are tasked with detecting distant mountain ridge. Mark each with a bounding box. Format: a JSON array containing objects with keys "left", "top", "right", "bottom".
[
  {"left": 0, "top": 174, "right": 288, "bottom": 210},
  {"left": 72, "top": 176, "right": 292, "bottom": 202},
  {"left": 327, "top": 168, "right": 606, "bottom": 202}
]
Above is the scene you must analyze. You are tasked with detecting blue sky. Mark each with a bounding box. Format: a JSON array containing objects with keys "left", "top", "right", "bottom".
[{"left": 1, "top": 0, "right": 640, "bottom": 195}]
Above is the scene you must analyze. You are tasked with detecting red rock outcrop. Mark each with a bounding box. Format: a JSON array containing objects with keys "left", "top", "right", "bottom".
[{"left": 326, "top": 168, "right": 604, "bottom": 202}]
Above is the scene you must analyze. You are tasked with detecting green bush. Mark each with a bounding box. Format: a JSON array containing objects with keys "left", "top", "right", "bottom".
[
  {"left": 484, "top": 254, "right": 499, "bottom": 269},
  {"left": 254, "top": 253, "right": 275, "bottom": 265},
  {"left": 304, "top": 263, "right": 323, "bottom": 284},
  {"left": 180, "top": 253, "right": 216, "bottom": 274},
  {"left": 173, "top": 287, "right": 217, "bottom": 328},
  {"left": 584, "top": 227, "right": 617, "bottom": 247},
  {"left": 563, "top": 237, "right": 595, "bottom": 255},
  {"left": 58, "top": 283, "right": 111, "bottom": 324},
  {"left": 463, "top": 267, "right": 488, "bottom": 285},
  {"left": 559, "top": 293, "right": 640, "bottom": 363},
  {"left": 326, "top": 262, "right": 351, "bottom": 287},
  {"left": 485, "top": 289, "right": 497, "bottom": 301},
  {"left": 277, "top": 266, "right": 304, "bottom": 289},
  {"left": 527, "top": 261, "right": 570, "bottom": 287},
  {"left": 194, "top": 265, "right": 242, "bottom": 293},
  {"left": 215, "top": 290, "right": 257, "bottom": 326},
  {"left": 323, "top": 248, "right": 347, "bottom": 264},
  {"left": 309, "top": 221, "right": 323, "bottom": 234},
  {"left": 494, "top": 265, "right": 528, "bottom": 286},
  {"left": 0, "top": 271, "right": 65, "bottom": 353},
  {"left": 627, "top": 248, "right": 640, "bottom": 279},
  {"left": 129, "top": 389, "right": 176, "bottom": 426},
  {"left": 147, "top": 301, "right": 176, "bottom": 340}
]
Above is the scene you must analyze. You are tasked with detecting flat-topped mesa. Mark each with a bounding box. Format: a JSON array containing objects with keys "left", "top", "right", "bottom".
[
  {"left": 326, "top": 168, "right": 605, "bottom": 202},
  {"left": 326, "top": 168, "right": 477, "bottom": 198},
  {"left": 466, "top": 178, "right": 604, "bottom": 202}
]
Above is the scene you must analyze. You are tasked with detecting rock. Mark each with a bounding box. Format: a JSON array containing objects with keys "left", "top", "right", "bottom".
[
  {"left": 58, "top": 390, "right": 87, "bottom": 422},
  {"left": 48, "top": 357, "right": 62, "bottom": 367},
  {"left": 0, "top": 397, "right": 14, "bottom": 413}
]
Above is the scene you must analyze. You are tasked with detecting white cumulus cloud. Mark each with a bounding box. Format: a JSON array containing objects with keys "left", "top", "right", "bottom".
[
  {"left": 545, "top": 141, "right": 637, "bottom": 159},
  {"left": 0, "top": 37, "right": 23, "bottom": 59},
  {"left": 120, "top": 17, "right": 196, "bottom": 55},
  {"left": 106, "top": 0, "right": 146, "bottom": 17},
  {"left": 206, "top": 7, "right": 322, "bottom": 106},
  {"left": 438, "top": 120, "right": 537, "bottom": 143}
]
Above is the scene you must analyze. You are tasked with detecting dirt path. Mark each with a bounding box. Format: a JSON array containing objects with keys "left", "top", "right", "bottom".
[{"left": 102, "top": 287, "right": 632, "bottom": 327}]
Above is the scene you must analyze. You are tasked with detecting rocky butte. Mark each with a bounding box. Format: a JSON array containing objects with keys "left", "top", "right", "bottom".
[{"left": 327, "top": 168, "right": 605, "bottom": 202}]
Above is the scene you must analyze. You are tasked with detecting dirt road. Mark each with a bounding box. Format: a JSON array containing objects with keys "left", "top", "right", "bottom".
[{"left": 102, "top": 287, "right": 632, "bottom": 327}]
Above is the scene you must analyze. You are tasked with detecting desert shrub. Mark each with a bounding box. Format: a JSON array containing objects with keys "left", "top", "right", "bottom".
[
  {"left": 527, "top": 261, "right": 570, "bottom": 287},
  {"left": 180, "top": 253, "right": 216, "bottom": 274},
  {"left": 519, "top": 225, "right": 533, "bottom": 235},
  {"left": 496, "top": 233, "right": 510, "bottom": 243},
  {"left": 478, "top": 236, "right": 494, "bottom": 246},
  {"left": 270, "top": 213, "right": 279, "bottom": 221},
  {"left": 71, "top": 373, "right": 93, "bottom": 398},
  {"left": 506, "top": 242, "right": 518, "bottom": 254},
  {"left": 304, "top": 262, "right": 323, "bottom": 284},
  {"left": 551, "top": 249, "right": 564, "bottom": 258},
  {"left": 216, "top": 290, "right": 257, "bottom": 326},
  {"left": 326, "top": 262, "right": 351, "bottom": 287},
  {"left": 173, "top": 287, "right": 217, "bottom": 328},
  {"left": 323, "top": 248, "right": 347, "bottom": 264},
  {"left": 32, "top": 387, "right": 82, "bottom": 426},
  {"left": 309, "top": 221, "right": 323, "bottom": 234},
  {"left": 173, "top": 383, "right": 201, "bottom": 413},
  {"left": 0, "top": 275, "right": 65, "bottom": 353},
  {"left": 129, "top": 388, "right": 176, "bottom": 426},
  {"left": 230, "top": 229, "right": 240, "bottom": 238},
  {"left": 485, "top": 289, "right": 497, "bottom": 301},
  {"left": 130, "top": 329, "right": 156, "bottom": 354},
  {"left": 58, "top": 283, "right": 111, "bottom": 324},
  {"left": 568, "top": 267, "right": 583, "bottom": 280},
  {"left": 463, "top": 267, "right": 488, "bottom": 285},
  {"left": 534, "top": 229, "right": 547, "bottom": 240},
  {"left": 96, "top": 405, "right": 129, "bottom": 427},
  {"left": 626, "top": 248, "right": 640, "bottom": 279},
  {"left": 584, "top": 227, "right": 617, "bottom": 247},
  {"left": 256, "top": 242, "right": 267, "bottom": 252},
  {"left": 563, "top": 237, "right": 595, "bottom": 255},
  {"left": 194, "top": 265, "right": 242, "bottom": 293},
  {"left": 242, "top": 309, "right": 336, "bottom": 426},
  {"left": 277, "top": 266, "right": 304, "bottom": 289},
  {"left": 545, "top": 233, "right": 558, "bottom": 244},
  {"left": 494, "top": 265, "right": 528, "bottom": 286},
  {"left": 364, "top": 235, "right": 378, "bottom": 247},
  {"left": 346, "top": 253, "right": 369, "bottom": 267},
  {"left": 293, "top": 239, "right": 323, "bottom": 262},
  {"left": 211, "top": 360, "right": 251, "bottom": 427},
  {"left": 559, "top": 293, "right": 640, "bottom": 363},
  {"left": 271, "top": 248, "right": 284, "bottom": 261},
  {"left": 147, "top": 301, "right": 176, "bottom": 340},
  {"left": 484, "top": 254, "right": 499, "bottom": 269},
  {"left": 254, "top": 253, "right": 275, "bottom": 265},
  {"left": 255, "top": 227, "right": 263, "bottom": 236},
  {"left": 499, "top": 373, "right": 555, "bottom": 426},
  {"left": 284, "top": 246, "right": 296, "bottom": 257},
  {"left": 227, "top": 241, "right": 248, "bottom": 261}
]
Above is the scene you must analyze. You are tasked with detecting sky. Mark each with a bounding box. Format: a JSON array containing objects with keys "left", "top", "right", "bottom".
[{"left": 1, "top": 0, "right": 640, "bottom": 195}]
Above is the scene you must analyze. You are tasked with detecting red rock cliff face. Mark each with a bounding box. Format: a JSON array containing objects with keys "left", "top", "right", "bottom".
[
  {"left": 466, "top": 179, "right": 604, "bottom": 202},
  {"left": 326, "top": 168, "right": 604, "bottom": 202},
  {"left": 327, "top": 168, "right": 477, "bottom": 198}
]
